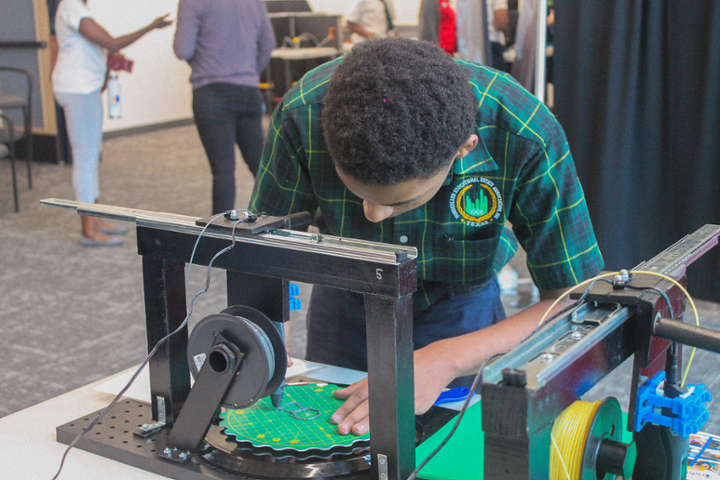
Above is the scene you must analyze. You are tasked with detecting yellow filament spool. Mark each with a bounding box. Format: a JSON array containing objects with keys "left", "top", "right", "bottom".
[{"left": 549, "top": 401, "right": 602, "bottom": 480}]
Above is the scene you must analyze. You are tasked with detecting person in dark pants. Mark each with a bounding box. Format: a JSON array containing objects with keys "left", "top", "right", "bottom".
[
  {"left": 250, "top": 38, "right": 604, "bottom": 435},
  {"left": 174, "top": 0, "right": 276, "bottom": 214},
  {"left": 191, "top": 84, "right": 265, "bottom": 212}
]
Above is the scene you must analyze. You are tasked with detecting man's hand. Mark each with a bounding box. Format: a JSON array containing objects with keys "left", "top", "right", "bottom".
[
  {"left": 331, "top": 378, "right": 370, "bottom": 435},
  {"left": 330, "top": 343, "right": 458, "bottom": 435},
  {"left": 150, "top": 14, "right": 173, "bottom": 31}
]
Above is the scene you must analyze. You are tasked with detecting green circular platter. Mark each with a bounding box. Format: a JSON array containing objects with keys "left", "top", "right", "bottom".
[{"left": 219, "top": 383, "right": 370, "bottom": 452}]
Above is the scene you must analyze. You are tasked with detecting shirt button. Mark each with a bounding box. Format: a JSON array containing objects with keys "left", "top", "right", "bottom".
[{"left": 399, "top": 235, "right": 408, "bottom": 243}]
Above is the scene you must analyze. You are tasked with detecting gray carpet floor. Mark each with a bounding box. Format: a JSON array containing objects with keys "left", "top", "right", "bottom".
[{"left": 1, "top": 121, "right": 719, "bottom": 435}]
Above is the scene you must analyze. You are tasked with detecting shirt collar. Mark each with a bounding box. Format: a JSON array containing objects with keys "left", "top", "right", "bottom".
[{"left": 443, "top": 127, "right": 498, "bottom": 185}]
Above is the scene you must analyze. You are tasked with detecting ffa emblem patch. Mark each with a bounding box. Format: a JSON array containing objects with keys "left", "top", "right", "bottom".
[{"left": 449, "top": 177, "right": 503, "bottom": 227}]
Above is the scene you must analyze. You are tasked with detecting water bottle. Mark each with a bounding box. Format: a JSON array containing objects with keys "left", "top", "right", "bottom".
[{"left": 107, "top": 74, "right": 121, "bottom": 119}]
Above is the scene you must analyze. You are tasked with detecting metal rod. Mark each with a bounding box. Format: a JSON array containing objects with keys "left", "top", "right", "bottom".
[
  {"left": 654, "top": 317, "right": 720, "bottom": 355},
  {"left": 533, "top": 0, "right": 548, "bottom": 102}
]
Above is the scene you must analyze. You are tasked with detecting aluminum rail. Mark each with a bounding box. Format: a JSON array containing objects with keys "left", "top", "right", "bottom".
[{"left": 41, "top": 198, "right": 417, "bottom": 266}]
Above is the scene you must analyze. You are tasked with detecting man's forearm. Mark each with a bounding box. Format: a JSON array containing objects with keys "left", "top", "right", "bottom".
[
  {"left": 432, "top": 293, "right": 574, "bottom": 379},
  {"left": 346, "top": 21, "right": 376, "bottom": 38}
]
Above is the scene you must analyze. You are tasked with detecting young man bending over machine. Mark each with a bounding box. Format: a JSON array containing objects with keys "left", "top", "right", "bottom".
[{"left": 250, "top": 38, "right": 604, "bottom": 436}]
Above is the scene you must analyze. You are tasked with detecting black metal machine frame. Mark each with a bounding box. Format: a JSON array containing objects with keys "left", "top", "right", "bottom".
[{"left": 45, "top": 199, "right": 419, "bottom": 480}]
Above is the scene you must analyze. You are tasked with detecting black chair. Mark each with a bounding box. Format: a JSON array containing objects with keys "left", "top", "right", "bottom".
[
  {"left": 0, "top": 67, "right": 33, "bottom": 189},
  {"left": 0, "top": 112, "right": 19, "bottom": 212}
]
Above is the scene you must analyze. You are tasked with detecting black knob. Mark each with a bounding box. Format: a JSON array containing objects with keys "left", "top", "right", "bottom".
[{"left": 596, "top": 438, "right": 636, "bottom": 479}]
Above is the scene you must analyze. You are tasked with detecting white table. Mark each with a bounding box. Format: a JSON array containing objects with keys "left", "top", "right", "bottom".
[
  {"left": 0, "top": 360, "right": 366, "bottom": 480},
  {"left": 0, "top": 371, "right": 166, "bottom": 480}
]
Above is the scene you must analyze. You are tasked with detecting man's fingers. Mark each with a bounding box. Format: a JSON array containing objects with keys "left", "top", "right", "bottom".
[
  {"left": 333, "top": 379, "right": 366, "bottom": 400},
  {"left": 335, "top": 398, "right": 370, "bottom": 435},
  {"left": 331, "top": 379, "right": 370, "bottom": 433}
]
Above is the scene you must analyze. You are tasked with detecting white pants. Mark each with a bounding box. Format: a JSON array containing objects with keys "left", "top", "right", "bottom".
[{"left": 54, "top": 90, "right": 103, "bottom": 204}]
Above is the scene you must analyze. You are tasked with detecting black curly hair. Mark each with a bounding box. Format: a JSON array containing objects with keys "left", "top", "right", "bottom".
[{"left": 322, "top": 37, "right": 478, "bottom": 186}]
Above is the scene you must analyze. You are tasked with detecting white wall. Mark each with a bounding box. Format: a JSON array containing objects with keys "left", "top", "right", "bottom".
[
  {"left": 309, "top": 0, "right": 421, "bottom": 26},
  {"left": 89, "top": 0, "right": 192, "bottom": 133},
  {"left": 90, "top": 0, "right": 423, "bottom": 133}
]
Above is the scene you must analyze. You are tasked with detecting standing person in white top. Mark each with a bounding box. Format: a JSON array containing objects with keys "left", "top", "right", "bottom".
[
  {"left": 52, "top": 0, "right": 171, "bottom": 246},
  {"left": 487, "top": 0, "right": 509, "bottom": 71},
  {"left": 345, "top": 0, "right": 397, "bottom": 44}
]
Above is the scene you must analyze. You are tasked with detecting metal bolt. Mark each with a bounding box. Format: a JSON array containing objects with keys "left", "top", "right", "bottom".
[
  {"left": 163, "top": 447, "right": 172, "bottom": 456},
  {"left": 543, "top": 352, "right": 555, "bottom": 361},
  {"left": 571, "top": 332, "right": 583, "bottom": 340},
  {"left": 179, "top": 452, "right": 187, "bottom": 460}
]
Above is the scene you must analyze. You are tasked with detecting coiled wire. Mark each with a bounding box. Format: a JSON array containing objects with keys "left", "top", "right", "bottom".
[{"left": 549, "top": 400, "right": 601, "bottom": 480}]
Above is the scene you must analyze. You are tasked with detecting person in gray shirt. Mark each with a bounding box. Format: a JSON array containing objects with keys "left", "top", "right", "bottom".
[{"left": 174, "top": 0, "right": 276, "bottom": 214}]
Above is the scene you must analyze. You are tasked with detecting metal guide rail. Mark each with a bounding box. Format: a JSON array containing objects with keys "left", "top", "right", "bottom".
[
  {"left": 484, "top": 224, "right": 720, "bottom": 388},
  {"left": 41, "top": 198, "right": 417, "bottom": 266}
]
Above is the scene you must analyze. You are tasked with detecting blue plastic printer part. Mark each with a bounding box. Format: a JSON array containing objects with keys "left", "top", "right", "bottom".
[
  {"left": 434, "top": 386, "right": 471, "bottom": 406},
  {"left": 634, "top": 370, "right": 712, "bottom": 437},
  {"left": 289, "top": 297, "right": 302, "bottom": 311},
  {"left": 288, "top": 282, "right": 301, "bottom": 311}
]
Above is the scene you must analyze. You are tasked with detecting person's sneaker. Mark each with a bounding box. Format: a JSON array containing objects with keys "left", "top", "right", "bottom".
[
  {"left": 80, "top": 235, "right": 123, "bottom": 247},
  {"left": 100, "top": 225, "right": 130, "bottom": 235}
]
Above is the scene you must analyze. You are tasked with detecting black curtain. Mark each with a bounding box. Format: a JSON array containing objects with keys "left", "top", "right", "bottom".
[{"left": 554, "top": 0, "right": 720, "bottom": 302}]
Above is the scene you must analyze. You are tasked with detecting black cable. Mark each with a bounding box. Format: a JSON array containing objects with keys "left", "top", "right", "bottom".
[
  {"left": 50, "top": 212, "right": 249, "bottom": 480},
  {"left": 623, "top": 283, "right": 675, "bottom": 320},
  {"left": 406, "top": 352, "right": 502, "bottom": 480},
  {"left": 624, "top": 281, "right": 681, "bottom": 394},
  {"left": 575, "top": 277, "right": 613, "bottom": 304}
]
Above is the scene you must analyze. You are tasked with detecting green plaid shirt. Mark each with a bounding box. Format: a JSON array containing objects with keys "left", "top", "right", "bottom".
[{"left": 250, "top": 57, "right": 604, "bottom": 311}]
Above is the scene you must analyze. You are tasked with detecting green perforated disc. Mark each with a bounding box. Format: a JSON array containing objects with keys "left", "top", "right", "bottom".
[{"left": 219, "top": 383, "right": 370, "bottom": 452}]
